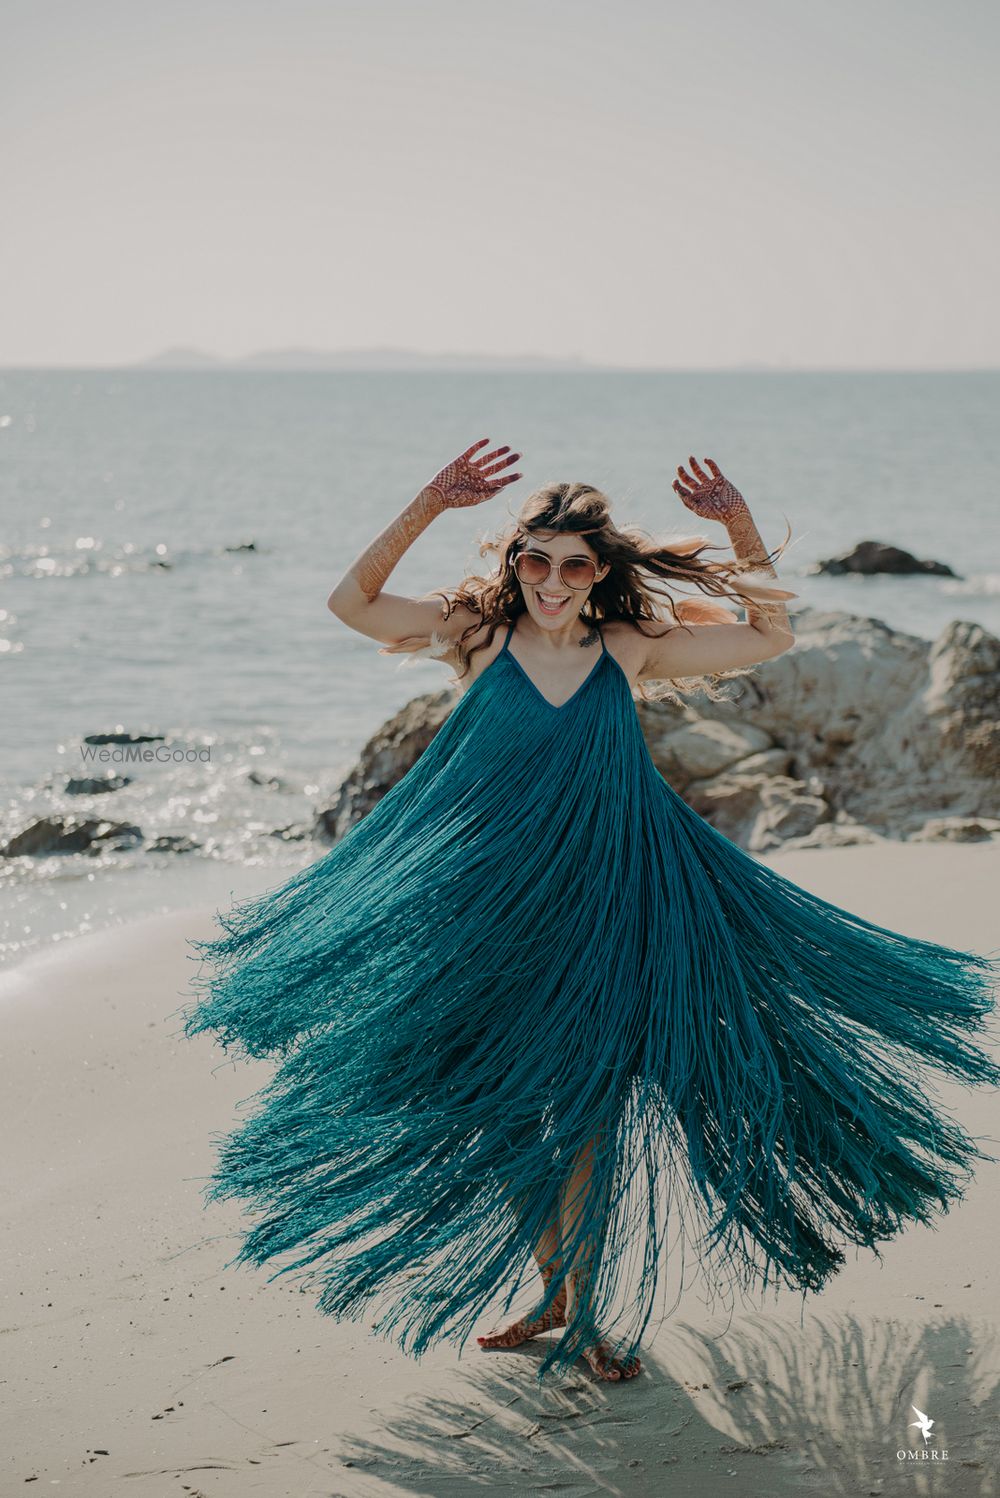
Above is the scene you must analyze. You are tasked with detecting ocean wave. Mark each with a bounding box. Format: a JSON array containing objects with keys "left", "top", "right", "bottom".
[{"left": 939, "top": 573, "right": 1000, "bottom": 598}]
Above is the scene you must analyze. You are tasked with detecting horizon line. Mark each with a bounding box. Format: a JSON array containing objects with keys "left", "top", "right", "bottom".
[{"left": 2, "top": 361, "right": 999, "bottom": 374}]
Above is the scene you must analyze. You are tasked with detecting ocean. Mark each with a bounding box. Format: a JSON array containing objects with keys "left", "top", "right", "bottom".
[{"left": 2, "top": 369, "right": 999, "bottom": 971}]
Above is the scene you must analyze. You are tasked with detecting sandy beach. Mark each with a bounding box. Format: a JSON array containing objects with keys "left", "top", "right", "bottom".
[{"left": 2, "top": 840, "right": 999, "bottom": 1497}]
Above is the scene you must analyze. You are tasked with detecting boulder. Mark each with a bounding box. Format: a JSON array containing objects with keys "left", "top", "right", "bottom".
[
  {"left": 811, "top": 540, "right": 958, "bottom": 577},
  {"left": 685, "top": 773, "right": 831, "bottom": 852},
  {"left": 315, "top": 689, "right": 456, "bottom": 841},
  {"left": 651, "top": 719, "right": 772, "bottom": 788},
  {"left": 2, "top": 817, "right": 143, "bottom": 857}
]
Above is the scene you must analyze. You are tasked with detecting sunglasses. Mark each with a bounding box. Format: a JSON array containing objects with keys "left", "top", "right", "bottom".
[{"left": 512, "top": 549, "right": 601, "bottom": 590}]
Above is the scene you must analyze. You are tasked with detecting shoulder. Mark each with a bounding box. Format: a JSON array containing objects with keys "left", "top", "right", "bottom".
[
  {"left": 600, "top": 617, "right": 672, "bottom": 685},
  {"left": 441, "top": 609, "right": 510, "bottom": 691}
]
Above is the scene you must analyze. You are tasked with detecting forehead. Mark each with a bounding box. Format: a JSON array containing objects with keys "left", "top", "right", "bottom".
[{"left": 523, "top": 531, "right": 598, "bottom": 558}]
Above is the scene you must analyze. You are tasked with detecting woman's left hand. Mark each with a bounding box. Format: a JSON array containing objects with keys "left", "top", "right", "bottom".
[{"left": 673, "top": 456, "right": 749, "bottom": 525}]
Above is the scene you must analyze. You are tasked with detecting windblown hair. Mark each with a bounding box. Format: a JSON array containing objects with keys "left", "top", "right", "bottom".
[{"left": 387, "top": 481, "right": 793, "bottom": 703}]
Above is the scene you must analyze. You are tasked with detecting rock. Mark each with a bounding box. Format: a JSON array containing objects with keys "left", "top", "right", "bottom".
[
  {"left": 2, "top": 817, "right": 143, "bottom": 856},
  {"left": 911, "top": 817, "right": 1000, "bottom": 843},
  {"left": 247, "top": 770, "right": 290, "bottom": 791},
  {"left": 224, "top": 540, "right": 257, "bottom": 553},
  {"left": 315, "top": 689, "right": 458, "bottom": 841},
  {"left": 269, "top": 824, "right": 311, "bottom": 841},
  {"left": 811, "top": 540, "right": 958, "bottom": 577},
  {"left": 651, "top": 720, "right": 772, "bottom": 787},
  {"left": 685, "top": 774, "right": 830, "bottom": 851},
  {"left": 733, "top": 747, "right": 795, "bottom": 778},
  {"left": 65, "top": 774, "right": 132, "bottom": 795},
  {"left": 147, "top": 834, "right": 201, "bottom": 853},
  {"left": 82, "top": 731, "right": 164, "bottom": 746}
]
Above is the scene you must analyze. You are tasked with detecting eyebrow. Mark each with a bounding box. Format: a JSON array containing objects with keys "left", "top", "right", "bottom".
[{"left": 523, "top": 546, "right": 595, "bottom": 559}]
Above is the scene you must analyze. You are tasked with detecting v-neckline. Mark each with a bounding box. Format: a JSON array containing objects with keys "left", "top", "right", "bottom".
[{"left": 505, "top": 623, "right": 606, "bottom": 711}]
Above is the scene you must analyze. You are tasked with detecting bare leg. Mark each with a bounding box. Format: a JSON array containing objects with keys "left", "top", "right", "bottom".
[
  {"left": 560, "top": 1136, "right": 642, "bottom": 1382},
  {"left": 476, "top": 1211, "right": 567, "bottom": 1350}
]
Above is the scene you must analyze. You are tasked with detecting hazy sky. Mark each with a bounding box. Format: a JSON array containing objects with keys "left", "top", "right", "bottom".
[{"left": 2, "top": 0, "right": 997, "bottom": 368}]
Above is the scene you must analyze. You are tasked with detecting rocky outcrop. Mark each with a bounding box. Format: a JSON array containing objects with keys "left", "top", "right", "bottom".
[
  {"left": 315, "top": 689, "right": 456, "bottom": 841},
  {"left": 2, "top": 817, "right": 143, "bottom": 857},
  {"left": 811, "top": 540, "right": 958, "bottom": 577},
  {"left": 314, "top": 609, "right": 1000, "bottom": 852}
]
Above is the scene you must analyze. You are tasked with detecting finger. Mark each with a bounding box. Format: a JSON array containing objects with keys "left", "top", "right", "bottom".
[
  {"left": 676, "top": 465, "right": 696, "bottom": 488},
  {"left": 474, "top": 444, "right": 511, "bottom": 467},
  {"left": 461, "top": 438, "right": 491, "bottom": 460},
  {"left": 491, "top": 471, "right": 522, "bottom": 487},
  {"left": 673, "top": 479, "right": 692, "bottom": 497},
  {"left": 689, "top": 456, "right": 711, "bottom": 483},
  {"left": 705, "top": 458, "right": 723, "bottom": 479},
  {"left": 479, "top": 451, "right": 520, "bottom": 476}
]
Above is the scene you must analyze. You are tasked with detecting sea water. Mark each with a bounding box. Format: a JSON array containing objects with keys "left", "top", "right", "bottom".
[{"left": 2, "top": 369, "right": 998, "bottom": 970}]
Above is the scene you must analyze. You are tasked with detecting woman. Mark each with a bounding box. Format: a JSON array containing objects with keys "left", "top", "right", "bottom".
[{"left": 180, "top": 439, "right": 1000, "bottom": 1385}]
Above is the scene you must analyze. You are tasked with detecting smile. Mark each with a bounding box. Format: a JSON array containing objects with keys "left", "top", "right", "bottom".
[{"left": 535, "top": 590, "right": 570, "bottom": 615}]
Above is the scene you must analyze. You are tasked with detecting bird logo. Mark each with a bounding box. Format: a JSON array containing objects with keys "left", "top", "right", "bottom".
[{"left": 910, "top": 1406, "right": 935, "bottom": 1444}]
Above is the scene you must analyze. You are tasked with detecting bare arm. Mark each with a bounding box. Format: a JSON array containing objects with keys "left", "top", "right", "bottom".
[
  {"left": 638, "top": 455, "right": 797, "bottom": 680},
  {"left": 326, "top": 439, "right": 521, "bottom": 646}
]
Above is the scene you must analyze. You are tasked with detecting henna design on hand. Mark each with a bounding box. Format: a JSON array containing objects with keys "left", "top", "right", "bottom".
[
  {"left": 672, "top": 455, "right": 794, "bottom": 626},
  {"left": 424, "top": 437, "right": 522, "bottom": 510},
  {"left": 673, "top": 456, "right": 749, "bottom": 529}
]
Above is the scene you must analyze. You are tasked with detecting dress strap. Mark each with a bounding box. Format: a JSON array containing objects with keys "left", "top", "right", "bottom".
[
  {"left": 593, "top": 620, "right": 606, "bottom": 655},
  {"left": 499, "top": 620, "right": 515, "bottom": 655}
]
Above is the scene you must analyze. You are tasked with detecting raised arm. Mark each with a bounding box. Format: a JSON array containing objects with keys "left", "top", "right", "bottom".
[
  {"left": 326, "top": 439, "right": 521, "bottom": 646},
  {"left": 638, "top": 456, "right": 797, "bottom": 681}
]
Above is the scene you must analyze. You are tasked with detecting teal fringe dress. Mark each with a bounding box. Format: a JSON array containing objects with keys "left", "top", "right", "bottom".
[{"left": 178, "top": 619, "right": 1000, "bottom": 1380}]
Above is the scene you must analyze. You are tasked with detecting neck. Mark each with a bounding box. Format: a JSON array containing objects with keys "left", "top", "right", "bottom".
[{"left": 516, "top": 612, "right": 598, "bottom": 651}]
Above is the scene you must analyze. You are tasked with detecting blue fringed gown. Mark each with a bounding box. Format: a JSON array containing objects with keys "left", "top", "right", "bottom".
[{"left": 179, "top": 619, "right": 1000, "bottom": 1379}]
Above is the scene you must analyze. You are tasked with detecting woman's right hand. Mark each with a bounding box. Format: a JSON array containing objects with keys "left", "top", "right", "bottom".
[{"left": 423, "top": 438, "right": 522, "bottom": 509}]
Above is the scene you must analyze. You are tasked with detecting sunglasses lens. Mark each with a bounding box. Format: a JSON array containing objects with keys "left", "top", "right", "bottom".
[
  {"left": 514, "top": 552, "right": 550, "bottom": 585},
  {"left": 561, "top": 559, "right": 597, "bottom": 589}
]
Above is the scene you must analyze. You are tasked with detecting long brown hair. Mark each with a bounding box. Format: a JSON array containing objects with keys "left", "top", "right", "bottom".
[{"left": 392, "top": 481, "right": 793, "bottom": 703}]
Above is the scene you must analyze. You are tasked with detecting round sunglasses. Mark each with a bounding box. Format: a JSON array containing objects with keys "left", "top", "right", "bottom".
[{"left": 512, "top": 549, "right": 601, "bottom": 591}]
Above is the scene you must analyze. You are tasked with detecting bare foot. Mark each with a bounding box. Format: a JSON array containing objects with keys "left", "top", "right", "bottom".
[
  {"left": 580, "top": 1339, "right": 642, "bottom": 1381},
  {"left": 476, "top": 1294, "right": 567, "bottom": 1350}
]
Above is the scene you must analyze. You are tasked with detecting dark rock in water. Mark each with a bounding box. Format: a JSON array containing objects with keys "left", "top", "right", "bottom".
[
  {"left": 65, "top": 774, "right": 132, "bottom": 795},
  {"left": 811, "top": 540, "right": 958, "bottom": 577},
  {"left": 147, "top": 834, "right": 201, "bottom": 853},
  {"left": 224, "top": 540, "right": 257, "bottom": 553},
  {"left": 247, "top": 769, "right": 290, "bottom": 791},
  {"left": 270, "top": 824, "right": 311, "bottom": 841},
  {"left": 2, "top": 817, "right": 144, "bottom": 856},
  {"left": 83, "top": 731, "right": 165, "bottom": 746},
  {"left": 315, "top": 689, "right": 456, "bottom": 841}
]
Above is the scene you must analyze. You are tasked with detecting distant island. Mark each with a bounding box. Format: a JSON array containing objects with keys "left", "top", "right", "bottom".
[{"left": 131, "top": 345, "right": 597, "bottom": 372}]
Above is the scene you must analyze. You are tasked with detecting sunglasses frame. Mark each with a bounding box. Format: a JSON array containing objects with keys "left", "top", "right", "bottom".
[{"left": 512, "top": 548, "right": 603, "bottom": 591}]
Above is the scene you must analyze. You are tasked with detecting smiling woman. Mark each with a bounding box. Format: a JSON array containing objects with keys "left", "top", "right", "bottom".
[{"left": 180, "top": 439, "right": 1000, "bottom": 1388}]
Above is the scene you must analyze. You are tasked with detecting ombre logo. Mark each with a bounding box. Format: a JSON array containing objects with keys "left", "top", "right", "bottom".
[{"left": 896, "top": 1405, "right": 949, "bottom": 1462}]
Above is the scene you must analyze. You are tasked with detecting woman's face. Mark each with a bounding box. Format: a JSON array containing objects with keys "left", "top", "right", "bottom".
[{"left": 514, "top": 532, "right": 610, "bottom": 630}]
